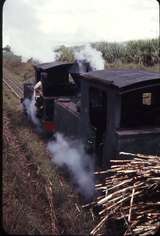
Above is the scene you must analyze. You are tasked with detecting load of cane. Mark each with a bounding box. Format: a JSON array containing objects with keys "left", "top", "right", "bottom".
[{"left": 84, "top": 153, "right": 160, "bottom": 235}]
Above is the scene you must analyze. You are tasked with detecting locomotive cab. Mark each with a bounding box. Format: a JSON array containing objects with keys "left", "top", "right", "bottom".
[
  {"left": 22, "top": 60, "right": 92, "bottom": 135},
  {"left": 79, "top": 69, "right": 160, "bottom": 167},
  {"left": 35, "top": 61, "right": 76, "bottom": 134}
]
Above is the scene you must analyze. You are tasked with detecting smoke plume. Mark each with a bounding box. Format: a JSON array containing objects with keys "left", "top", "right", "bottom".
[
  {"left": 74, "top": 44, "right": 105, "bottom": 70},
  {"left": 47, "top": 133, "right": 95, "bottom": 200}
]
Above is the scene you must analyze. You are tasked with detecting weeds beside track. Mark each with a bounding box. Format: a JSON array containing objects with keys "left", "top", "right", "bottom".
[{"left": 3, "top": 69, "right": 94, "bottom": 235}]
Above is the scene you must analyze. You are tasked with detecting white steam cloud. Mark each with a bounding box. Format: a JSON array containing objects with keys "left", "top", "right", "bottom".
[
  {"left": 23, "top": 94, "right": 41, "bottom": 130},
  {"left": 47, "top": 133, "right": 95, "bottom": 199},
  {"left": 74, "top": 44, "right": 105, "bottom": 70}
]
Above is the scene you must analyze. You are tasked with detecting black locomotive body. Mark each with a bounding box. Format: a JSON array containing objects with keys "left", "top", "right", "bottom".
[{"left": 22, "top": 61, "right": 160, "bottom": 166}]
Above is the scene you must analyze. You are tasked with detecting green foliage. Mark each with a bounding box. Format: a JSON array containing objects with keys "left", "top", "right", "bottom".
[
  {"left": 93, "top": 42, "right": 126, "bottom": 63},
  {"left": 93, "top": 38, "right": 160, "bottom": 66},
  {"left": 124, "top": 39, "right": 159, "bottom": 65},
  {"left": 55, "top": 38, "right": 159, "bottom": 67},
  {"left": 54, "top": 45, "right": 75, "bottom": 62}
]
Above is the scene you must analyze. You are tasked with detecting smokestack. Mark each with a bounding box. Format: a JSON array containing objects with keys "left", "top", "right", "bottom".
[{"left": 70, "top": 60, "right": 92, "bottom": 89}]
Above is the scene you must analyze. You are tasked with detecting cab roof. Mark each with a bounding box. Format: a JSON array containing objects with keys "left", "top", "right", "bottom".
[
  {"left": 34, "top": 61, "right": 73, "bottom": 70},
  {"left": 81, "top": 69, "right": 160, "bottom": 92}
]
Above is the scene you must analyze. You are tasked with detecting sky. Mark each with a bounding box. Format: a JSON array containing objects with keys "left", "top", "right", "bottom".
[{"left": 3, "top": 0, "right": 159, "bottom": 62}]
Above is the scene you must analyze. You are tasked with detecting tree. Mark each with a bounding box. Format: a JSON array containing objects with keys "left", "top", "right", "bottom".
[
  {"left": 54, "top": 46, "right": 75, "bottom": 62},
  {"left": 3, "top": 45, "right": 11, "bottom": 52}
]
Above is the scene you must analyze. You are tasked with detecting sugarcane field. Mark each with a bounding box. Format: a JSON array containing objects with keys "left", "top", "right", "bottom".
[{"left": 2, "top": 0, "right": 160, "bottom": 235}]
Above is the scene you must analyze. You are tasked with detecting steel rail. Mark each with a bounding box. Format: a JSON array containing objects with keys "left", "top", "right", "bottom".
[
  {"left": 4, "top": 77, "right": 23, "bottom": 96},
  {"left": 3, "top": 79, "right": 22, "bottom": 99}
]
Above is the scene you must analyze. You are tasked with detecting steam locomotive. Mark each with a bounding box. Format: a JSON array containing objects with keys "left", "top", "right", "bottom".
[{"left": 22, "top": 60, "right": 160, "bottom": 166}]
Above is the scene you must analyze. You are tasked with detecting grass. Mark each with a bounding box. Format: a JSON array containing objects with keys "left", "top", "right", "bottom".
[
  {"left": 3, "top": 84, "right": 95, "bottom": 235},
  {"left": 3, "top": 138, "right": 49, "bottom": 234},
  {"left": 3, "top": 57, "right": 35, "bottom": 83}
]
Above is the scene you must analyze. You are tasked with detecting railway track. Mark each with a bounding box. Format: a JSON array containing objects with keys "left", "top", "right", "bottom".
[{"left": 3, "top": 77, "right": 23, "bottom": 99}]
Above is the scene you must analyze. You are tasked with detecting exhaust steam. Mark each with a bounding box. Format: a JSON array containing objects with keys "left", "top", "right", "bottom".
[
  {"left": 47, "top": 133, "right": 95, "bottom": 200},
  {"left": 74, "top": 44, "right": 105, "bottom": 70},
  {"left": 23, "top": 93, "right": 42, "bottom": 132}
]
